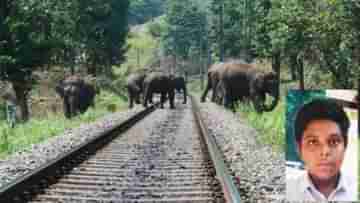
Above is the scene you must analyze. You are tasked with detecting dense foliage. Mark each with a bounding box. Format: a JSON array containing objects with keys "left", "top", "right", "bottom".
[
  {"left": 161, "top": 0, "right": 207, "bottom": 61},
  {"left": 0, "top": 0, "right": 130, "bottom": 121},
  {"left": 128, "top": 0, "right": 164, "bottom": 25},
  {"left": 162, "top": 0, "right": 359, "bottom": 89}
]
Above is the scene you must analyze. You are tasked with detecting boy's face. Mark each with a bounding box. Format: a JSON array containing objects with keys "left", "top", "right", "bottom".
[{"left": 297, "top": 119, "right": 346, "bottom": 181}]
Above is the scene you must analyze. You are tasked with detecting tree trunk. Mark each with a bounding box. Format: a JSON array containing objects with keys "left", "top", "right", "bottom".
[
  {"left": 298, "top": 58, "right": 305, "bottom": 90},
  {"left": 289, "top": 54, "right": 298, "bottom": 80},
  {"left": 272, "top": 52, "right": 281, "bottom": 75},
  {"left": 12, "top": 81, "right": 30, "bottom": 122}
]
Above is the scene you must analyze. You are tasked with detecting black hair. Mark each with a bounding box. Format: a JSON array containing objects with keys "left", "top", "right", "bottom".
[{"left": 294, "top": 98, "right": 350, "bottom": 147}]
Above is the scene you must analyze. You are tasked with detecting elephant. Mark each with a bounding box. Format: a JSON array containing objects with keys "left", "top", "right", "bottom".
[
  {"left": 125, "top": 72, "right": 146, "bottom": 108},
  {"left": 201, "top": 62, "right": 224, "bottom": 103},
  {"left": 173, "top": 76, "right": 187, "bottom": 104},
  {"left": 55, "top": 76, "right": 96, "bottom": 118},
  {"left": 216, "top": 62, "right": 279, "bottom": 113},
  {"left": 142, "top": 72, "right": 175, "bottom": 109}
]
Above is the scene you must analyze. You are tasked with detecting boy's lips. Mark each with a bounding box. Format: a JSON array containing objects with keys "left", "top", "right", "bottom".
[{"left": 317, "top": 162, "right": 334, "bottom": 169}]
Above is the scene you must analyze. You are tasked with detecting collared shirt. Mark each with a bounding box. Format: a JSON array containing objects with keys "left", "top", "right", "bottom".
[{"left": 286, "top": 170, "right": 357, "bottom": 202}]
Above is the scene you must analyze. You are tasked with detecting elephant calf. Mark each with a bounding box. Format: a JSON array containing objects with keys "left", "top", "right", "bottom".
[
  {"left": 55, "top": 76, "right": 96, "bottom": 118},
  {"left": 125, "top": 72, "right": 146, "bottom": 108},
  {"left": 143, "top": 72, "right": 175, "bottom": 109}
]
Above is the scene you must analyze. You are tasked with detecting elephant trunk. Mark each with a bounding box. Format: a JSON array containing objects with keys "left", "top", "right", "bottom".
[{"left": 262, "top": 85, "right": 279, "bottom": 112}]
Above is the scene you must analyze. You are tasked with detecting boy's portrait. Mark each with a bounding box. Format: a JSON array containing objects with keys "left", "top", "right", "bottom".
[{"left": 286, "top": 90, "right": 358, "bottom": 202}]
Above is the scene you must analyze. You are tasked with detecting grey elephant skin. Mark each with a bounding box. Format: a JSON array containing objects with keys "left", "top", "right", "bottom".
[
  {"left": 216, "top": 62, "right": 279, "bottom": 112},
  {"left": 173, "top": 76, "right": 187, "bottom": 104},
  {"left": 56, "top": 76, "right": 96, "bottom": 118},
  {"left": 142, "top": 72, "right": 175, "bottom": 109},
  {"left": 125, "top": 73, "right": 146, "bottom": 108}
]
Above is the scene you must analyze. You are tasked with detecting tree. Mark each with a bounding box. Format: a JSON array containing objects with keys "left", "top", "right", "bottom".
[
  {"left": 76, "top": 0, "right": 130, "bottom": 76},
  {"left": 162, "top": 0, "right": 207, "bottom": 64},
  {"left": 0, "top": 0, "right": 63, "bottom": 121},
  {"left": 128, "top": 0, "right": 164, "bottom": 25}
]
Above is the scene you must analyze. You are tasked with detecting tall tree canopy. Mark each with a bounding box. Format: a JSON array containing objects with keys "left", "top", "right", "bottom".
[
  {"left": 128, "top": 0, "right": 164, "bottom": 25},
  {"left": 161, "top": 0, "right": 207, "bottom": 61}
]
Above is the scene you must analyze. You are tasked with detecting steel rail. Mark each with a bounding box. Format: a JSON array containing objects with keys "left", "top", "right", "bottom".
[
  {"left": 0, "top": 104, "right": 158, "bottom": 202},
  {"left": 190, "top": 95, "right": 241, "bottom": 203}
]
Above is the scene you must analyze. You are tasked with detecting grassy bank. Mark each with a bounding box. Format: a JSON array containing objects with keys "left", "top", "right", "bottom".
[
  {"left": 0, "top": 90, "right": 127, "bottom": 159},
  {"left": 236, "top": 100, "right": 285, "bottom": 152}
]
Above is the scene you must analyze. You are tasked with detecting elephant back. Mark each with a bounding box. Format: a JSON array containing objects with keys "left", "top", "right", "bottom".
[
  {"left": 144, "top": 72, "right": 173, "bottom": 92},
  {"left": 221, "top": 62, "right": 255, "bottom": 83},
  {"left": 218, "top": 61, "right": 257, "bottom": 99},
  {"left": 208, "top": 63, "right": 224, "bottom": 78}
]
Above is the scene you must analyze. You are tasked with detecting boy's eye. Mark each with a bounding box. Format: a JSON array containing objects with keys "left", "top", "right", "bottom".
[
  {"left": 307, "top": 140, "right": 318, "bottom": 146},
  {"left": 329, "top": 139, "right": 341, "bottom": 146}
]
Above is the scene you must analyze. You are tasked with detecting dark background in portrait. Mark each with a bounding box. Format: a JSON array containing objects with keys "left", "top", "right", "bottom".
[{"left": 286, "top": 90, "right": 326, "bottom": 163}]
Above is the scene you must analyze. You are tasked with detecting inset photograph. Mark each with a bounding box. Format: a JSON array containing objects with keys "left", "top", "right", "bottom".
[{"left": 286, "top": 90, "right": 358, "bottom": 202}]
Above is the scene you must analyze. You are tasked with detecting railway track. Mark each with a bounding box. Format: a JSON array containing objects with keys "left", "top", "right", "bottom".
[{"left": 0, "top": 96, "right": 240, "bottom": 202}]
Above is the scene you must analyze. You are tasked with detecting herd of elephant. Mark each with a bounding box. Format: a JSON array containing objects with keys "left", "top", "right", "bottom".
[
  {"left": 125, "top": 60, "right": 279, "bottom": 113},
  {"left": 55, "top": 61, "right": 279, "bottom": 119},
  {"left": 125, "top": 72, "right": 187, "bottom": 109},
  {"left": 54, "top": 72, "right": 188, "bottom": 118},
  {"left": 200, "top": 61, "right": 279, "bottom": 113}
]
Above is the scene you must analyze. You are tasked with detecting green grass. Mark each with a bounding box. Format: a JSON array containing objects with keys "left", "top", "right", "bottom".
[
  {"left": 0, "top": 90, "right": 128, "bottom": 159},
  {"left": 237, "top": 100, "right": 286, "bottom": 152}
]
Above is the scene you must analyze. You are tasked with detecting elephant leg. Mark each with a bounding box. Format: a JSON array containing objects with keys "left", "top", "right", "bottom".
[
  {"left": 149, "top": 93, "right": 154, "bottom": 104},
  {"left": 224, "top": 88, "right": 232, "bottom": 109},
  {"left": 135, "top": 96, "right": 140, "bottom": 105},
  {"left": 64, "top": 98, "right": 71, "bottom": 119},
  {"left": 69, "top": 97, "right": 76, "bottom": 118},
  {"left": 168, "top": 90, "right": 175, "bottom": 109},
  {"left": 215, "top": 81, "right": 224, "bottom": 105},
  {"left": 183, "top": 87, "right": 187, "bottom": 104},
  {"left": 200, "top": 80, "right": 211, "bottom": 102},
  {"left": 251, "top": 94, "right": 263, "bottom": 113},
  {"left": 143, "top": 87, "right": 149, "bottom": 107},
  {"left": 160, "top": 93, "right": 166, "bottom": 109},
  {"left": 73, "top": 96, "right": 81, "bottom": 117},
  {"left": 211, "top": 79, "right": 220, "bottom": 103},
  {"left": 129, "top": 94, "right": 134, "bottom": 108},
  {"left": 231, "top": 98, "right": 237, "bottom": 112},
  {"left": 135, "top": 90, "right": 141, "bottom": 104}
]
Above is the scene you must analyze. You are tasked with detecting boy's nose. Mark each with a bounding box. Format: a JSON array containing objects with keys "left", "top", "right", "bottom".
[{"left": 319, "top": 143, "right": 331, "bottom": 157}]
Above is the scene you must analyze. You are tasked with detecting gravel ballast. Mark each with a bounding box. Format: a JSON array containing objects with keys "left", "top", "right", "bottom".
[
  {"left": 0, "top": 106, "right": 144, "bottom": 188},
  {"left": 198, "top": 100, "right": 286, "bottom": 202}
]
